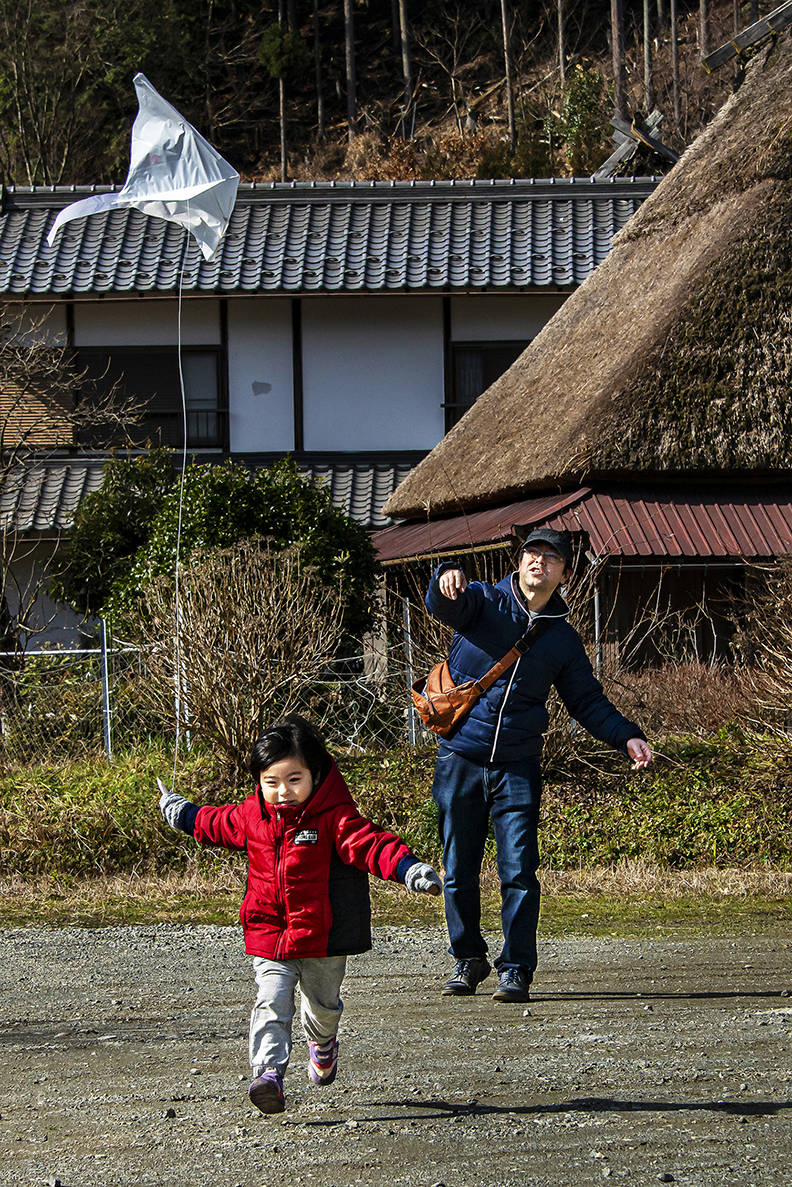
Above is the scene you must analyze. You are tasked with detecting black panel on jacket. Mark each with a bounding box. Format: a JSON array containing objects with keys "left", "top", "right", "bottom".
[{"left": 326, "top": 845, "right": 372, "bottom": 956}]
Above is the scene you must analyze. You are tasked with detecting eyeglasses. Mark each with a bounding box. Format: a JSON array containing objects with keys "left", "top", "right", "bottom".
[{"left": 522, "top": 548, "right": 566, "bottom": 566}]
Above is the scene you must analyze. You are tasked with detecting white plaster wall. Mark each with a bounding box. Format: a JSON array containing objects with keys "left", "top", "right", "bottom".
[
  {"left": 4, "top": 539, "right": 89, "bottom": 648},
  {"left": 73, "top": 300, "right": 221, "bottom": 345},
  {"left": 450, "top": 293, "right": 567, "bottom": 341},
  {"left": 302, "top": 297, "right": 445, "bottom": 451},
  {"left": 227, "top": 299, "right": 294, "bottom": 452},
  {"left": 3, "top": 303, "right": 67, "bottom": 345}
]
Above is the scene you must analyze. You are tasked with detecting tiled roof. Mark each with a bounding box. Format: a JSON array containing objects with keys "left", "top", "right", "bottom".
[
  {"left": 0, "top": 178, "right": 660, "bottom": 297},
  {"left": 0, "top": 453, "right": 422, "bottom": 534}
]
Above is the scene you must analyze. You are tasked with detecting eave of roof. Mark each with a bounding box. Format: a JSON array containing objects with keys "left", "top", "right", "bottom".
[
  {"left": 372, "top": 484, "right": 792, "bottom": 563},
  {"left": 0, "top": 177, "right": 660, "bottom": 299}
]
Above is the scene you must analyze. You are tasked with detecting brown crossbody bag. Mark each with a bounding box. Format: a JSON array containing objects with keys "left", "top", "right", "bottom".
[{"left": 411, "top": 618, "right": 549, "bottom": 738}]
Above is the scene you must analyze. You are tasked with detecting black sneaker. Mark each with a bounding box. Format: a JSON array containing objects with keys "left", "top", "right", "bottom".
[
  {"left": 441, "top": 957, "right": 492, "bottom": 996},
  {"left": 492, "top": 967, "right": 531, "bottom": 1003}
]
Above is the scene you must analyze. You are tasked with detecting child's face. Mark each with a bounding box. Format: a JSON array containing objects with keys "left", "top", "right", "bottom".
[{"left": 258, "top": 757, "right": 316, "bottom": 806}]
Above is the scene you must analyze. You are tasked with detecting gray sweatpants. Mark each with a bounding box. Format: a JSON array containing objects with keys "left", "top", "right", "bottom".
[{"left": 249, "top": 955, "right": 346, "bottom": 1077}]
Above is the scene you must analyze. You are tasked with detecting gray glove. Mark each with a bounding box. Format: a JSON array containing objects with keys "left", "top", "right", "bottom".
[
  {"left": 157, "top": 777, "right": 197, "bottom": 832},
  {"left": 404, "top": 862, "right": 443, "bottom": 896}
]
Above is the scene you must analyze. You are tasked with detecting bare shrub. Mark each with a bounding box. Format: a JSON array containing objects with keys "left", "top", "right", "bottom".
[
  {"left": 122, "top": 537, "right": 346, "bottom": 775},
  {"left": 604, "top": 663, "right": 751, "bottom": 739},
  {"left": 731, "top": 555, "right": 792, "bottom": 735}
]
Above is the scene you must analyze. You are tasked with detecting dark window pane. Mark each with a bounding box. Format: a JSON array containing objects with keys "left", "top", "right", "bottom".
[
  {"left": 75, "top": 347, "right": 222, "bottom": 448},
  {"left": 446, "top": 341, "right": 529, "bottom": 431}
]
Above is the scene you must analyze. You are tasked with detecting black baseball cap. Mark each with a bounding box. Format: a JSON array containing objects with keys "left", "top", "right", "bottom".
[{"left": 519, "top": 528, "right": 574, "bottom": 568}]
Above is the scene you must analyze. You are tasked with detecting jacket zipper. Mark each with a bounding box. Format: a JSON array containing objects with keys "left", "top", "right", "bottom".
[
  {"left": 490, "top": 660, "right": 521, "bottom": 763},
  {"left": 489, "top": 578, "right": 569, "bottom": 765},
  {"left": 273, "top": 813, "right": 288, "bottom": 960}
]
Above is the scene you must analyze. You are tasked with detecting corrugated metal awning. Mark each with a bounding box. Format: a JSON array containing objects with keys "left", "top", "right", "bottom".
[
  {"left": 372, "top": 489, "right": 591, "bottom": 562},
  {"left": 372, "top": 484, "right": 792, "bottom": 563}
]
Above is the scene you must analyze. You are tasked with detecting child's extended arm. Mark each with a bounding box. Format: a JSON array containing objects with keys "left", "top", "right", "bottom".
[
  {"left": 157, "top": 777, "right": 247, "bottom": 851},
  {"left": 158, "top": 778, "right": 200, "bottom": 836}
]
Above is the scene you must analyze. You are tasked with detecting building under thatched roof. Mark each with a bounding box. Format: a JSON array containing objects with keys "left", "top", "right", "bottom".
[
  {"left": 377, "top": 32, "right": 792, "bottom": 665},
  {"left": 383, "top": 30, "right": 792, "bottom": 524}
]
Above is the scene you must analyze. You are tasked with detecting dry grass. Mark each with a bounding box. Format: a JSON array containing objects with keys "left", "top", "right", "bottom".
[
  {"left": 3, "top": 860, "right": 791, "bottom": 934},
  {"left": 538, "top": 860, "right": 792, "bottom": 901}
]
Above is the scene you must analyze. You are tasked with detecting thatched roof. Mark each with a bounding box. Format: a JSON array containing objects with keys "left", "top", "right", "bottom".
[{"left": 384, "top": 32, "right": 792, "bottom": 520}]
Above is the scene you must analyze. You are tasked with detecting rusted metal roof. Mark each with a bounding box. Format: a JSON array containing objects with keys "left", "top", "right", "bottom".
[
  {"left": 0, "top": 178, "right": 659, "bottom": 298},
  {"left": 372, "top": 485, "right": 792, "bottom": 563},
  {"left": 372, "top": 489, "right": 590, "bottom": 562}
]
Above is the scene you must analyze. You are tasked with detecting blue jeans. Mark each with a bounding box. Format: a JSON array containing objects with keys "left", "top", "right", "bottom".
[{"left": 431, "top": 747, "right": 542, "bottom": 977}]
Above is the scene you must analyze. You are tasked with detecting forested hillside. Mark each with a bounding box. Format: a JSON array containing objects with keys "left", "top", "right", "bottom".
[{"left": 0, "top": 0, "right": 766, "bottom": 185}]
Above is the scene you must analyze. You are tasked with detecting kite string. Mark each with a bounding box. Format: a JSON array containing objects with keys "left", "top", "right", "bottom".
[{"left": 171, "top": 208, "right": 190, "bottom": 789}]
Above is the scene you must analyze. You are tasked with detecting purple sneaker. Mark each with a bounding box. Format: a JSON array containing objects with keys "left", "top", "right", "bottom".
[
  {"left": 248, "top": 1070, "right": 285, "bottom": 1114},
  {"left": 308, "top": 1037, "right": 339, "bottom": 1085}
]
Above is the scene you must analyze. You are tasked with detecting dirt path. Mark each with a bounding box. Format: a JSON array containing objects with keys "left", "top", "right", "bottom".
[{"left": 1, "top": 923, "right": 791, "bottom": 1186}]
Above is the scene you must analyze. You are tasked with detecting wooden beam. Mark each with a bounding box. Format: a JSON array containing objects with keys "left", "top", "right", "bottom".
[{"left": 701, "top": 0, "right": 792, "bottom": 73}]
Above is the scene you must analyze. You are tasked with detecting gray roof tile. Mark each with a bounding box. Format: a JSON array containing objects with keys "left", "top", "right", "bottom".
[
  {"left": 0, "top": 178, "right": 660, "bottom": 297},
  {"left": 1, "top": 454, "right": 420, "bottom": 534}
]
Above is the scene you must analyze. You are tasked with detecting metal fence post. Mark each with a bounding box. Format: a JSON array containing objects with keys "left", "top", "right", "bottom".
[
  {"left": 402, "top": 596, "right": 418, "bottom": 747},
  {"left": 100, "top": 617, "right": 112, "bottom": 760}
]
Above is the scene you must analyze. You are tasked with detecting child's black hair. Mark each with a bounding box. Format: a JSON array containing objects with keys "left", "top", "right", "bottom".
[{"left": 248, "top": 715, "right": 332, "bottom": 785}]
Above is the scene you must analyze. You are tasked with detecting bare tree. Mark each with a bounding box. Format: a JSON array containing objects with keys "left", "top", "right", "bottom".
[
  {"left": 699, "top": 0, "right": 711, "bottom": 58},
  {"left": 500, "top": 0, "right": 516, "bottom": 148},
  {"left": 0, "top": 308, "right": 140, "bottom": 655},
  {"left": 414, "top": 7, "right": 487, "bottom": 135},
  {"left": 125, "top": 538, "right": 346, "bottom": 774},
  {"left": 398, "top": 0, "right": 414, "bottom": 138},
  {"left": 312, "top": 0, "right": 326, "bottom": 138},
  {"left": 343, "top": 0, "right": 358, "bottom": 140},
  {"left": 670, "top": 0, "right": 681, "bottom": 129},
  {"left": 611, "top": 0, "right": 627, "bottom": 119},
  {"left": 644, "top": 0, "right": 655, "bottom": 112},
  {"left": 558, "top": 0, "right": 567, "bottom": 87}
]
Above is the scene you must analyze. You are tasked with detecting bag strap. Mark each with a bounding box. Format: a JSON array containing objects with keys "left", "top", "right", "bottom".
[{"left": 473, "top": 617, "right": 550, "bottom": 695}]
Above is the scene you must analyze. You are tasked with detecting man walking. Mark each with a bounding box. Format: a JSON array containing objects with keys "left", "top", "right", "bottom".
[{"left": 425, "top": 528, "right": 652, "bottom": 1003}]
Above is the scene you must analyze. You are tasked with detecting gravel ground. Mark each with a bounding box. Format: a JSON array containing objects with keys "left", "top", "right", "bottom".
[{"left": 1, "top": 923, "right": 792, "bottom": 1187}]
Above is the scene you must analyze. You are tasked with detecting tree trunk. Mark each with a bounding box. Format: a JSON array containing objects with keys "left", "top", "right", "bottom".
[
  {"left": 644, "top": 0, "right": 654, "bottom": 112},
  {"left": 278, "top": 0, "right": 288, "bottom": 181},
  {"left": 398, "top": 0, "right": 413, "bottom": 138},
  {"left": 699, "top": 0, "right": 710, "bottom": 58},
  {"left": 611, "top": 0, "right": 627, "bottom": 120},
  {"left": 313, "top": 0, "right": 325, "bottom": 139},
  {"left": 343, "top": 0, "right": 358, "bottom": 140},
  {"left": 558, "top": 0, "right": 566, "bottom": 87},
  {"left": 287, "top": 0, "right": 297, "bottom": 32},
  {"left": 670, "top": 0, "right": 681, "bottom": 129},
  {"left": 656, "top": 0, "right": 667, "bottom": 33},
  {"left": 500, "top": 0, "right": 515, "bottom": 148},
  {"left": 279, "top": 77, "right": 287, "bottom": 182}
]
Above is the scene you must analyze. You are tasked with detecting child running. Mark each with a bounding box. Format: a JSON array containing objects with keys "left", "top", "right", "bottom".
[{"left": 157, "top": 714, "right": 442, "bottom": 1115}]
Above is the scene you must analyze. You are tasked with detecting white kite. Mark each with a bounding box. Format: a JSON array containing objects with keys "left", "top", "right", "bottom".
[{"left": 46, "top": 73, "right": 240, "bottom": 261}]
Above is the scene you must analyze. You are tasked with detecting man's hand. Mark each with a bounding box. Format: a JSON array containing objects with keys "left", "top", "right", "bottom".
[
  {"left": 626, "top": 738, "right": 653, "bottom": 770},
  {"left": 438, "top": 568, "right": 468, "bottom": 600}
]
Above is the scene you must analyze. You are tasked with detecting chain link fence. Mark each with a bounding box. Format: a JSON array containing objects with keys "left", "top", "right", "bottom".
[{"left": 0, "top": 605, "right": 442, "bottom": 769}]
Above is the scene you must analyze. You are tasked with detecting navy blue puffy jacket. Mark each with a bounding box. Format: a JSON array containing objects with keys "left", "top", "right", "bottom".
[{"left": 425, "top": 564, "right": 645, "bottom": 765}]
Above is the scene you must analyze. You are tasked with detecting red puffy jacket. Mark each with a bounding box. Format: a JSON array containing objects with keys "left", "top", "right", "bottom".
[{"left": 193, "top": 760, "right": 415, "bottom": 960}]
